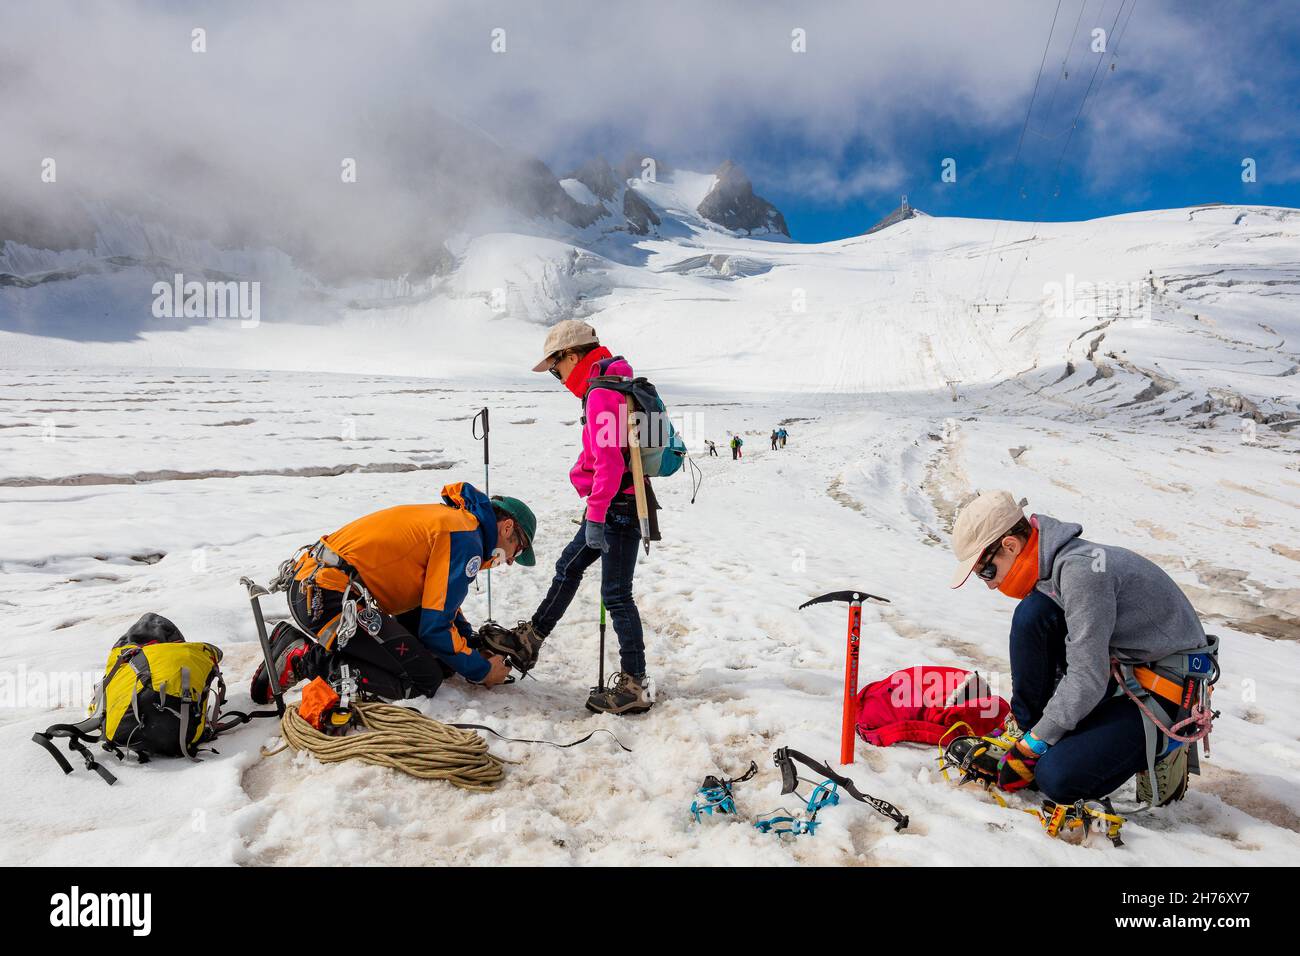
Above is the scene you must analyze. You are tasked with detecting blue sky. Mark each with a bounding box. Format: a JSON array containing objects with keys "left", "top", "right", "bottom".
[
  {"left": 761, "top": 123, "right": 1300, "bottom": 244},
  {"left": 544, "top": 0, "right": 1300, "bottom": 243}
]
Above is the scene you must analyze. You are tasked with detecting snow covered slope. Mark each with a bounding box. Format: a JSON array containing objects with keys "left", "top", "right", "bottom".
[
  {"left": 5, "top": 194, "right": 1296, "bottom": 421},
  {"left": 1, "top": 193, "right": 1298, "bottom": 866}
]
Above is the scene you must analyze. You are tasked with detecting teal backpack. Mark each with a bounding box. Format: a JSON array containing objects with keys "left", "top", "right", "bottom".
[{"left": 584, "top": 356, "right": 688, "bottom": 478}]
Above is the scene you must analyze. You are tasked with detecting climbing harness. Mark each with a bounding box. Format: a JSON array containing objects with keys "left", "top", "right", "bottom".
[
  {"left": 267, "top": 543, "right": 384, "bottom": 652},
  {"left": 689, "top": 747, "right": 909, "bottom": 837},
  {"left": 1111, "top": 634, "right": 1220, "bottom": 807}
]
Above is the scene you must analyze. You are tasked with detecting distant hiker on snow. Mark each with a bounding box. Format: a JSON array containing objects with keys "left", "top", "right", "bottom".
[
  {"left": 705, "top": 439, "right": 719, "bottom": 457},
  {"left": 482, "top": 320, "right": 658, "bottom": 715},
  {"left": 730, "top": 435, "right": 743, "bottom": 459},
  {"left": 778, "top": 427, "right": 788, "bottom": 448},
  {"left": 949, "top": 490, "right": 1216, "bottom": 808},
  {"left": 250, "top": 482, "right": 536, "bottom": 704},
  {"left": 770, "top": 430, "right": 779, "bottom": 450}
]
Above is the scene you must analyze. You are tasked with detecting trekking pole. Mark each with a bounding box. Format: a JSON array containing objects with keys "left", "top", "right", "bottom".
[
  {"left": 472, "top": 407, "right": 492, "bottom": 619},
  {"left": 799, "top": 590, "right": 891, "bottom": 765},
  {"left": 598, "top": 599, "right": 607, "bottom": 690}
]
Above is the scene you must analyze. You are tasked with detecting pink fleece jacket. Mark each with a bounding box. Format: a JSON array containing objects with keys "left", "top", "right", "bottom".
[{"left": 570, "top": 355, "right": 635, "bottom": 523}]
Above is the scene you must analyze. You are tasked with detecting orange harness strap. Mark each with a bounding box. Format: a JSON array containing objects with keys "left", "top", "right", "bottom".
[{"left": 1132, "top": 666, "right": 1185, "bottom": 707}]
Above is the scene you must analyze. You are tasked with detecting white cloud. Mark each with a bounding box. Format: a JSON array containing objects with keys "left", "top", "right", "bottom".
[{"left": 0, "top": 0, "right": 1293, "bottom": 256}]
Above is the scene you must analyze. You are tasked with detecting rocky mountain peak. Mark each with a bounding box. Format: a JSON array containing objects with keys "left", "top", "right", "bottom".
[
  {"left": 696, "top": 160, "right": 790, "bottom": 237},
  {"left": 865, "top": 199, "right": 927, "bottom": 235}
]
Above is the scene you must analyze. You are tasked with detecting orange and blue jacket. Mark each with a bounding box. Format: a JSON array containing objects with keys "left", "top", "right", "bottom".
[{"left": 294, "top": 482, "right": 498, "bottom": 682}]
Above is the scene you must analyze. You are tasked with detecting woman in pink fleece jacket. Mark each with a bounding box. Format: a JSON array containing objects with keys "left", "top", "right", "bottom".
[{"left": 480, "top": 320, "right": 654, "bottom": 715}]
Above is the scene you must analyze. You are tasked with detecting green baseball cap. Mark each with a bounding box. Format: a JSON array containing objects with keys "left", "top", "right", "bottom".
[{"left": 491, "top": 495, "right": 537, "bottom": 566}]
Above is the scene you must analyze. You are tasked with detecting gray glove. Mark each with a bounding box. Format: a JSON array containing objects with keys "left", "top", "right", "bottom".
[{"left": 584, "top": 519, "right": 608, "bottom": 552}]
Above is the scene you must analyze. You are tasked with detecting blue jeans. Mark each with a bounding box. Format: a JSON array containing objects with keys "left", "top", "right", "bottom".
[
  {"left": 531, "top": 500, "right": 646, "bottom": 677},
  {"left": 1010, "top": 589, "right": 1157, "bottom": 803}
]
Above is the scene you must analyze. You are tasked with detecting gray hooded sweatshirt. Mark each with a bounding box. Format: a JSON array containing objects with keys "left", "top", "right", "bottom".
[{"left": 1029, "top": 514, "right": 1208, "bottom": 745}]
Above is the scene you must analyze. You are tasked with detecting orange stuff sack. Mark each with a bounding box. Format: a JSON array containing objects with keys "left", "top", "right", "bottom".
[{"left": 299, "top": 677, "right": 340, "bottom": 731}]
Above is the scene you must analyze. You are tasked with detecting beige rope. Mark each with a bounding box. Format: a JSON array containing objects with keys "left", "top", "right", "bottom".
[{"left": 262, "top": 701, "right": 508, "bottom": 792}]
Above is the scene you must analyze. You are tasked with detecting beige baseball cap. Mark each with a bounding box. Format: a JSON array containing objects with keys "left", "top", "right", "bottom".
[
  {"left": 949, "top": 490, "right": 1025, "bottom": 588},
  {"left": 531, "top": 320, "right": 599, "bottom": 372}
]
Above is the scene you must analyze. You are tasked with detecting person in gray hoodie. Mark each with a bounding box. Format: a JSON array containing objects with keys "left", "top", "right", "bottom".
[{"left": 949, "top": 490, "right": 1210, "bottom": 804}]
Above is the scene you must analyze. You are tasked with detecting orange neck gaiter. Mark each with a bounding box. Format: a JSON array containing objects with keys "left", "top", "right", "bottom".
[{"left": 998, "top": 526, "right": 1040, "bottom": 600}]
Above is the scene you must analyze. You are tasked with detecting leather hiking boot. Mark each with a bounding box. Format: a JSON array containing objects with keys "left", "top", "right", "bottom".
[
  {"left": 1137, "top": 743, "right": 1190, "bottom": 806},
  {"left": 251, "top": 621, "right": 314, "bottom": 704},
  {"left": 586, "top": 672, "right": 653, "bottom": 715},
  {"left": 480, "top": 619, "right": 547, "bottom": 673}
]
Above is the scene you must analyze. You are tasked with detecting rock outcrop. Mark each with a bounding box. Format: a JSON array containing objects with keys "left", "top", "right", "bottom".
[
  {"left": 564, "top": 156, "right": 620, "bottom": 202},
  {"left": 696, "top": 161, "right": 789, "bottom": 237},
  {"left": 623, "top": 189, "right": 661, "bottom": 235},
  {"left": 865, "top": 202, "right": 926, "bottom": 235}
]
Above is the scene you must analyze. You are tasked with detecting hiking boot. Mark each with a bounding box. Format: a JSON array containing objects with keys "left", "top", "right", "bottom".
[
  {"left": 480, "top": 619, "right": 547, "bottom": 673},
  {"left": 250, "top": 621, "right": 314, "bottom": 704},
  {"left": 586, "top": 672, "right": 653, "bottom": 715},
  {"left": 1137, "top": 744, "right": 1190, "bottom": 806}
]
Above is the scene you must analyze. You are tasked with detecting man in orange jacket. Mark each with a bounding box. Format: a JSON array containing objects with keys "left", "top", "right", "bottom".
[{"left": 251, "top": 482, "right": 536, "bottom": 703}]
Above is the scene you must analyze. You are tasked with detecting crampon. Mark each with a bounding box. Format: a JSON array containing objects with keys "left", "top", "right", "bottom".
[{"left": 938, "top": 725, "right": 1128, "bottom": 847}]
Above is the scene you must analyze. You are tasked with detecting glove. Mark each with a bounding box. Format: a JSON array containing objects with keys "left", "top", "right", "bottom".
[
  {"left": 997, "top": 735, "right": 1045, "bottom": 792},
  {"left": 584, "top": 519, "right": 607, "bottom": 552}
]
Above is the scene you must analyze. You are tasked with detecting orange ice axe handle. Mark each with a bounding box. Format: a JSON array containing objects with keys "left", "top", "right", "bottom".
[{"left": 798, "top": 590, "right": 891, "bottom": 765}]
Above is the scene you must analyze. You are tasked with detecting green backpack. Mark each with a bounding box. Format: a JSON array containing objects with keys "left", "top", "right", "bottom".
[
  {"left": 583, "top": 356, "right": 688, "bottom": 478},
  {"left": 32, "top": 613, "right": 272, "bottom": 784}
]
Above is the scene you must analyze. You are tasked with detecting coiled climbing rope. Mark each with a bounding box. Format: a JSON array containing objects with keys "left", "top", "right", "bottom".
[{"left": 263, "top": 701, "right": 508, "bottom": 792}]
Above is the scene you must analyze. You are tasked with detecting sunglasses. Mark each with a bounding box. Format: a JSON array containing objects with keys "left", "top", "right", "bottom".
[
  {"left": 975, "top": 540, "right": 1003, "bottom": 581},
  {"left": 507, "top": 520, "right": 531, "bottom": 558},
  {"left": 546, "top": 350, "right": 575, "bottom": 381}
]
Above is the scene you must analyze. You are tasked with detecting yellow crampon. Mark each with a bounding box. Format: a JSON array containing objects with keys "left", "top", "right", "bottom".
[
  {"left": 938, "top": 726, "right": 1127, "bottom": 845},
  {"left": 1027, "top": 799, "right": 1126, "bottom": 847},
  {"left": 936, "top": 723, "right": 1010, "bottom": 807}
]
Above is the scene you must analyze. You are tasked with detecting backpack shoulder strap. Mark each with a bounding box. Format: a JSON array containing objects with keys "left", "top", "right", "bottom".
[{"left": 32, "top": 717, "right": 120, "bottom": 785}]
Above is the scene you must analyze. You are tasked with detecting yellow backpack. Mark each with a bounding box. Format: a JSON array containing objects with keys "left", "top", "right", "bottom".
[{"left": 33, "top": 613, "right": 272, "bottom": 784}]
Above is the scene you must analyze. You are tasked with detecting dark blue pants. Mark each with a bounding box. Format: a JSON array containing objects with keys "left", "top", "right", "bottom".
[
  {"left": 1010, "top": 590, "right": 1157, "bottom": 803},
  {"left": 531, "top": 500, "right": 646, "bottom": 677}
]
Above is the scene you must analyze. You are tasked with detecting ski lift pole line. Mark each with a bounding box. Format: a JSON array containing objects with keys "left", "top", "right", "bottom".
[
  {"left": 1036, "top": 0, "right": 1092, "bottom": 139},
  {"left": 1000, "top": 0, "right": 1135, "bottom": 301},
  {"left": 472, "top": 407, "right": 492, "bottom": 619},
  {"left": 974, "top": 0, "right": 1064, "bottom": 303}
]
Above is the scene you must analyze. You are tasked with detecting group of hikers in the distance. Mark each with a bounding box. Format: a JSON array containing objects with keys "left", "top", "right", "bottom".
[{"left": 702, "top": 427, "right": 788, "bottom": 459}]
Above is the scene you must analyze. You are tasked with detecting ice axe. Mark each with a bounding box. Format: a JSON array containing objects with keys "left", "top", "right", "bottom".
[
  {"left": 799, "top": 589, "right": 891, "bottom": 765},
  {"left": 240, "top": 577, "right": 287, "bottom": 717}
]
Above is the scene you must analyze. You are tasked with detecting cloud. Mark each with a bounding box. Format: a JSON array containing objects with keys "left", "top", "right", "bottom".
[{"left": 1, "top": 0, "right": 1294, "bottom": 268}]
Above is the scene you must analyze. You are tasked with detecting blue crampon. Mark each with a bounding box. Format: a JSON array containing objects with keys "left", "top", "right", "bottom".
[
  {"left": 688, "top": 748, "right": 908, "bottom": 837},
  {"left": 753, "top": 779, "right": 840, "bottom": 836},
  {"left": 690, "top": 783, "right": 738, "bottom": 821},
  {"left": 689, "top": 761, "right": 757, "bottom": 823}
]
